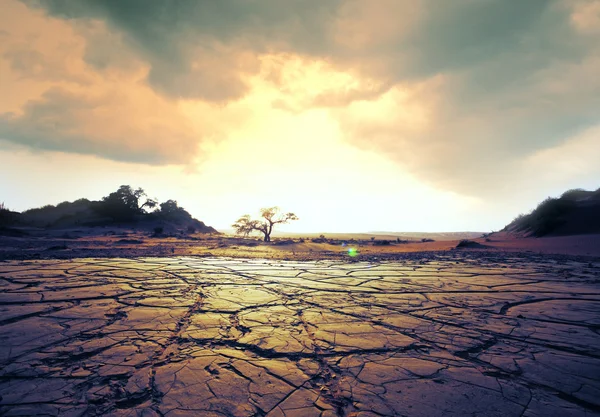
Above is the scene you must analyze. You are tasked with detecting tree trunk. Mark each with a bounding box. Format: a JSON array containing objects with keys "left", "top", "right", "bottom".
[{"left": 263, "top": 232, "right": 270, "bottom": 242}]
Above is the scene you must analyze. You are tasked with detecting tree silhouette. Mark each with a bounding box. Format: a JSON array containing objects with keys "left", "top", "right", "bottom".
[
  {"left": 159, "top": 200, "right": 181, "bottom": 216},
  {"left": 96, "top": 185, "right": 156, "bottom": 221},
  {"left": 0, "top": 202, "right": 15, "bottom": 227},
  {"left": 158, "top": 200, "right": 192, "bottom": 221},
  {"left": 232, "top": 207, "right": 298, "bottom": 242}
]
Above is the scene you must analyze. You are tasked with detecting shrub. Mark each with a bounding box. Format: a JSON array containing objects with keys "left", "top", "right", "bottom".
[
  {"left": 273, "top": 239, "right": 295, "bottom": 245},
  {"left": 529, "top": 197, "right": 575, "bottom": 236},
  {"left": 560, "top": 188, "right": 587, "bottom": 201},
  {"left": 116, "top": 239, "right": 144, "bottom": 244},
  {"left": 510, "top": 196, "right": 577, "bottom": 236},
  {"left": 511, "top": 213, "right": 527, "bottom": 225},
  {"left": 0, "top": 203, "right": 17, "bottom": 226}
]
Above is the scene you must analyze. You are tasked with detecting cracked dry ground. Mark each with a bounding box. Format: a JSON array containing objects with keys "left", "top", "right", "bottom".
[{"left": 0, "top": 256, "right": 600, "bottom": 416}]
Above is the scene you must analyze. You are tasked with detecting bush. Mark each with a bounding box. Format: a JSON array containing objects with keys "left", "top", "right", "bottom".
[
  {"left": 511, "top": 213, "right": 526, "bottom": 225},
  {"left": 153, "top": 226, "right": 164, "bottom": 235},
  {"left": 116, "top": 239, "right": 144, "bottom": 244},
  {"left": 529, "top": 197, "right": 575, "bottom": 236},
  {"left": 273, "top": 239, "right": 295, "bottom": 245},
  {"left": 560, "top": 188, "right": 588, "bottom": 201},
  {"left": 510, "top": 196, "right": 577, "bottom": 236},
  {"left": 0, "top": 203, "right": 17, "bottom": 227}
]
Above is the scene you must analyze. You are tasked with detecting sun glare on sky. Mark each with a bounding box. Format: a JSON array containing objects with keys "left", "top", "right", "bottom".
[{"left": 1, "top": 0, "right": 599, "bottom": 233}]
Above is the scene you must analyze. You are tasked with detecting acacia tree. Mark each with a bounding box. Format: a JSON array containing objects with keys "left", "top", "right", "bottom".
[{"left": 232, "top": 207, "right": 298, "bottom": 242}]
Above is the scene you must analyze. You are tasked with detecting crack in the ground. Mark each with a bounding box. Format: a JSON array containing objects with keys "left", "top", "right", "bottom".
[{"left": 0, "top": 255, "right": 599, "bottom": 416}]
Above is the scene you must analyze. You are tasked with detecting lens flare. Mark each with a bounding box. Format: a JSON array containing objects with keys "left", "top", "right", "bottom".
[{"left": 348, "top": 247, "right": 358, "bottom": 257}]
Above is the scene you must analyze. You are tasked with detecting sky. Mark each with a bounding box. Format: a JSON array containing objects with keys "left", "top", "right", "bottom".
[{"left": 1, "top": 0, "right": 599, "bottom": 233}]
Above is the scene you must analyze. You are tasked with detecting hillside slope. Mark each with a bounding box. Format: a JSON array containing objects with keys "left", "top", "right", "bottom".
[{"left": 503, "top": 188, "right": 600, "bottom": 237}]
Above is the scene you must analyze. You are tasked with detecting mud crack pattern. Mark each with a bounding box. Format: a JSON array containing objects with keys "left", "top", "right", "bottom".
[{"left": 1, "top": 255, "right": 600, "bottom": 416}]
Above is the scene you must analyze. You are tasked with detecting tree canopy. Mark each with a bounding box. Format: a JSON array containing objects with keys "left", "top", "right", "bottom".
[
  {"left": 95, "top": 185, "right": 157, "bottom": 221},
  {"left": 158, "top": 200, "right": 192, "bottom": 220}
]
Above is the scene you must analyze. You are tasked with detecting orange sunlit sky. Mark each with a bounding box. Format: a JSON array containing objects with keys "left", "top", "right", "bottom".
[{"left": 1, "top": 0, "right": 599, "bottom": 233}]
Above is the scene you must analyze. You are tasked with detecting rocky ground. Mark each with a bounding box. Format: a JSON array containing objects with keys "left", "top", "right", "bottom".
[{"left": 1, "top": 254, "right": 599, "bottom": 416}]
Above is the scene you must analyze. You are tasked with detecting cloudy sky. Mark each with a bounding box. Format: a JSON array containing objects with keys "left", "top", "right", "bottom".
[{"left": 1, "top": 0, "right": 599, "bottom": 233}]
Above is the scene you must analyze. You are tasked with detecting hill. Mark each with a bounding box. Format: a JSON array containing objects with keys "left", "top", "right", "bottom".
[
  {"left": 0, "top": 185, "right": 217, "bottom": 235},
  {"left": 503, "top": 187, "right": 600, "bottom": 237}
]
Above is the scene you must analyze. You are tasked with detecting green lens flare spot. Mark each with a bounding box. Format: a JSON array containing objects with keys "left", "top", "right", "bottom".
[{"left": 348, "top": 247, "right": 358, "bottom": 257}]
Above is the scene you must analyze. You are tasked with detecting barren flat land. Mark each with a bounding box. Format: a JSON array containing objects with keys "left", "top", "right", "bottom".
[{"left": 1, "top": 254, "right": 600, "bottom": 416}]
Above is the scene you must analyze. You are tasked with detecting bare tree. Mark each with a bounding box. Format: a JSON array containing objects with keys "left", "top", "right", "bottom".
[{"left": 232, "top": 207, "right": 298, "bottom": 242}]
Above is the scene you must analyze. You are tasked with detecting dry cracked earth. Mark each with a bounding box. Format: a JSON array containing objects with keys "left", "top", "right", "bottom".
[{"left": 0, "top": 255, "right": 599, "bottom": 416}]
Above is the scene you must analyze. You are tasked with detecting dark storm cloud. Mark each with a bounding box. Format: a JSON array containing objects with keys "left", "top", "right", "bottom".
[
  {"left": 326, "top": 0, "right": 600, "bottom": 194},
  {"left": 400, "top": 1, "right": 553, "bottom": 74},
  {"left": 26, "top": 0, "right": 343, "bottom": 100},
  {"left": 22, "top": 0, "right": 598, "bottom": 96},
  {"left": 29, "top": 1, "right": 556, "bottom": 84}
]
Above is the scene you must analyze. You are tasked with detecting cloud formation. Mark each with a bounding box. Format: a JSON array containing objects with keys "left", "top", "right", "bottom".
[
  {"left": 0, "top": 0, "right": 213, "bottom": 164},
  {"left": 25, "top": 0, "right": 342, "bottom": 100},
  {"left": 2, "top": 0, "right": 599, "bottom": 196},
  {"left": 0, "top": 86, "right": 201, "bottom": 164}
]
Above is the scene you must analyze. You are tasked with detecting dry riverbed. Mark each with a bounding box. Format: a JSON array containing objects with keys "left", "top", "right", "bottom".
[{"left": 1, "top": 255, "right": 599, "bottom": 416}]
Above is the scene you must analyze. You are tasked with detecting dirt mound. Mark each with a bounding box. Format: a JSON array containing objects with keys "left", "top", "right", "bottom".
[{"left": 456, "top": 240, "right": 488, "bottom": 249}]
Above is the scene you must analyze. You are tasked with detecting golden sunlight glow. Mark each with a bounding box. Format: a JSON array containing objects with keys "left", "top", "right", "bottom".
[{"left": 2, "top": 0, "right": 597, "bottom": 235}]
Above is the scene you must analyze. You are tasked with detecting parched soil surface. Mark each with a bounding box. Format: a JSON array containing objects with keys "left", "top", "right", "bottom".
[
  {"left": 2, "top": 230, "right": 600, "bottom": 261},
  {"left": 1, "top": 254, "right": 600, "bottom": 416}
]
